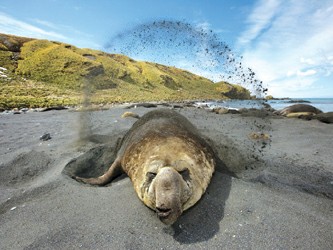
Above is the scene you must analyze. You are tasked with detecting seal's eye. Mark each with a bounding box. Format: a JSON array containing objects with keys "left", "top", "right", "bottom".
[
  {"left": 179, "top": 169, "right": 190, "bottom": 181},
  {"left": 147, "top": 172, "right": 157, "bottom": 180}
]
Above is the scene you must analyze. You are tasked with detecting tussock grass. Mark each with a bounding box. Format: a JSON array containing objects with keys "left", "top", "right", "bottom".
[{"left": 0, "top": 33, "right": 251, "bottom": 109}]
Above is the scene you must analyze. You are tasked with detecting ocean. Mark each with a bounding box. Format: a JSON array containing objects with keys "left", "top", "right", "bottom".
[{"left": 198, "top": 98, "right": 333, "bottom": 113}]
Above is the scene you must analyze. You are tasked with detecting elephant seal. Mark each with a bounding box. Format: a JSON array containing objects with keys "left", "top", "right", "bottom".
[
  {"left": 275, "top": 104, "right": 323, "bottom": 116},
  {"left": 73, "top": 109, "right": 215, "bottom": 225},
  {"left": 315, "top": 112, "right": 333, "bottom": 124}
]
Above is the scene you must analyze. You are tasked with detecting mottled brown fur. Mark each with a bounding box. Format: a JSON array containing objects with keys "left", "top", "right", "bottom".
[{"left": 74, "top": 109, "right": 215, "bottom": 224}]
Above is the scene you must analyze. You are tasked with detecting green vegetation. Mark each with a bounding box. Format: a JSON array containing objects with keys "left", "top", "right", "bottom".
[
  {"left": 265, "top": 95, "right": 274, "bottom": 100},
  {"left": 0, "top": 33, "right": 251, "bottom": 109}
]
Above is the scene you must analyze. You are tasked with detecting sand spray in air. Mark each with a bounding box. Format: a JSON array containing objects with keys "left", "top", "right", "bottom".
[
  {"left": 81, "top": 19, "right": 271, "bottom": 160},
  {"left": 77, "top": 77, "right": 93, "bottom": 145},
  {"left": 107, "top": 20, "right": 271, "bottom": 151},
  {"left": 106, "top": 20, "right": 268, "bottom": 96}
]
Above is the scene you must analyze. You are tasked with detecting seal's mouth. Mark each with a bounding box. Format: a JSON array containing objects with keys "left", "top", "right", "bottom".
[{"left": 156, "top": 207, "right": 172, "bottom": 219}]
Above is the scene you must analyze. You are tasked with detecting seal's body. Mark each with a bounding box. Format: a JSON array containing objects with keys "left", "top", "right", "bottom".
[
  {"left": 276, "top": 104, "right": 323, "bottom": 116},
  {"left": 74, "top": 109, "right": 215, "bottom": 225}
]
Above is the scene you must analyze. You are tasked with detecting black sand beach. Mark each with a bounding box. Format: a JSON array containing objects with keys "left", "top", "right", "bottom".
[{"left": 0, "top": 106, "right": 332, "bottom": 249}]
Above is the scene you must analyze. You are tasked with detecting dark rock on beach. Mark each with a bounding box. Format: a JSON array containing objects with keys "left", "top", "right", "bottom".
[
  {"left": 287, "top": 99, "right": 311, "bottom": 103},
  {"left": 40, "top": 133, "right": 52, "bottom": 141},
  {"left": 125, "top": 103, "right": 158, "bottom": 109},
  {"left": 39, "top": 106, "right": 68, "bottom": 112}
]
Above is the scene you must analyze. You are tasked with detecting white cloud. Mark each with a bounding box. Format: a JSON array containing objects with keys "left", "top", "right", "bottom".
[
  {"left": 237, "top": 0, "right": 333, "bottom": 97},
  {"left": 0, "top": 12, "right": 102, "bottom": 50},
  {"left": 300, "top": 57, "right": 315, "bottom": 65},
  {"left": 0, "top": 12, "right": 67, "bottom": 40},
  {"left": 297, "top": 69, "right": 317, "bottom": 77},
  {"left": 195, "top": 21, "right": 229, "bottom": 35},
  {"left": 31, "top": 18, "right": 59, "bottom": 30},
  {"left": 287, "top": 69, "right": 317, "bottom": 77},
  {"left": 195, "top": 21, "right": 211, "bottom": 31},
  {"left": 268, "top": 77, "right": 316, "bottom": 97},
  {"left": 237, "top": 0, "right": 281, "bottom": 46}
]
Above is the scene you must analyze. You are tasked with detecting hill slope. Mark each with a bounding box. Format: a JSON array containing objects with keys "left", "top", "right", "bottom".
[{"left": 0, "top": 33, "right": 251, "bottom": 109}]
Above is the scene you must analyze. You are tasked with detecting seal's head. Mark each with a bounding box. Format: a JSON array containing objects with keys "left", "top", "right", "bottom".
[
  {"left": 129, "top": 135, "right": 215, "bottom": 225},
  {"left": 141, "top": 165, "right": 192, "bottom": 225}
]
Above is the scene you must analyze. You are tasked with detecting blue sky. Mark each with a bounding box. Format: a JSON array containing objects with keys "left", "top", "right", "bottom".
[{"left": 0, "top": 0, "right": 332, "bottom": 98}]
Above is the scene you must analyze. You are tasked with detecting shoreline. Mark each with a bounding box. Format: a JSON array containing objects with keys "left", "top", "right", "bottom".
[{"left": 2, "top": 99, "right": 332, "bottom": 125}]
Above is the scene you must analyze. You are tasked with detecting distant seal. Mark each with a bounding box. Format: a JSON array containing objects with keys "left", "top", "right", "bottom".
[
  {"left": 73, "top": 109, "right": 215, "bottom": 225},
  {"left": 315, "top": 112, "right": 333, "bottom": 124},
  {"left": 275, "top": 104, "right": 323, "bottom": 116}
]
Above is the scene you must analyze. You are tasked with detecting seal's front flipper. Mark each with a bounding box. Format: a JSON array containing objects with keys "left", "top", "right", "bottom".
[{"left": 73, "top": 157, "right": 123, "bottom": 186}]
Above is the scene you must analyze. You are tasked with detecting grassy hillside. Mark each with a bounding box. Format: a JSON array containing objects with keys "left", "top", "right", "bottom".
[{"left": 0, "top": 33, "right": 251, "bottom": 109}]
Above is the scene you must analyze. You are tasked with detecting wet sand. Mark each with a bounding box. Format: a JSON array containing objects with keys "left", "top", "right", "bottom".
[{"left": 0, "top": 106, "right": 332, "bottom": 249}]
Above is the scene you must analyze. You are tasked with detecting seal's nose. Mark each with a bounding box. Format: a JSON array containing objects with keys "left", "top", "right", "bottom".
[{"left": 156, "top": 207, "right": 171, "bottom": 213}]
